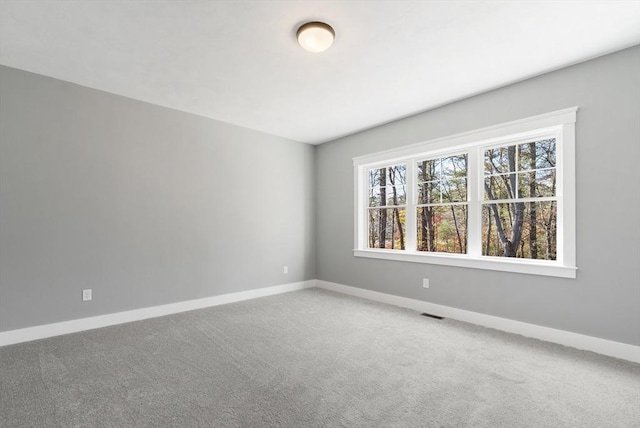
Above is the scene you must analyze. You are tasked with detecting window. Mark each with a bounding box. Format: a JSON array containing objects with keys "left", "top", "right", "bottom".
[
  {"left": 482, "top": 139, "right": 557, "bottom": 259},
  {"left": 367, "top": 164, "right": 407, "bottom": 249},
  {"left": 416, "top": 154, "right": 468, "bottom": 254},
  {"left": 353, "top": 108, "right": 577, "bottom": 278}
]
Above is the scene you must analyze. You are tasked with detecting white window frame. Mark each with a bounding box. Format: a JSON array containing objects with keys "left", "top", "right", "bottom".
[{"left": 353, "top": 107, "right": 577, "bottom": 279}]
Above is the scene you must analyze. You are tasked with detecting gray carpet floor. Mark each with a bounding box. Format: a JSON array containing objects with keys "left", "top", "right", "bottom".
[{"left": 1, "top": 288, "right": 639, "bottom": 427}]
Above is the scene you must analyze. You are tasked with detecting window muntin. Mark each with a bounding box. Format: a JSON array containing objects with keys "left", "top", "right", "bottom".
[{"left": 353, "top": 107, "right": 577, "bottom": 278}]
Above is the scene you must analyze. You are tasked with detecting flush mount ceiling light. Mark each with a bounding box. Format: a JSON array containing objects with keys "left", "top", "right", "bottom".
[{"left": 296, "top": 22, "right": 335, "bottom": 53}]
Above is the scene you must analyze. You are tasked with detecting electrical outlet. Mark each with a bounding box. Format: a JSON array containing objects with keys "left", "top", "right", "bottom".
[
  {"left": 283, "top": 266, "right": 289, "bottom": 274},
  {"left": 422, "top": 278, "right": 429, "bottom": 289},
  {"left": 82, "top": 289, "right": 92, "bottom": 301}
]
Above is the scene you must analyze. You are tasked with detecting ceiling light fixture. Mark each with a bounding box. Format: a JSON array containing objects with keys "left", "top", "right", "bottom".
[{"left": 296, "top": 22, "right": 335, "bottom": 53}]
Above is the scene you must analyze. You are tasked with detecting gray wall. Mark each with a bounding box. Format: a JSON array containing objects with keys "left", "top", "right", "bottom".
[
  {"left": 316, "top": 46, "right": 640, "bottom": 346},
  {"left": 2, "top": 47, "right": 639, "bottom": 347},
  {"left": 0, "top": 66, "right": 316, "bottom": 331}
]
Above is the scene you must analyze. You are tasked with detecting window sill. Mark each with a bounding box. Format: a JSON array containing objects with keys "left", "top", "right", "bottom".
[{"left": 353, "top": 249, "right": 577, "bottom": 279}]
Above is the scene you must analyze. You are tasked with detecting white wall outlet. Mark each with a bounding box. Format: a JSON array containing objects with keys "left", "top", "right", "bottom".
[
  {"left": 82, "top": 289, "right": 92, "bottom": 301},
  {"left": 283, "top": 266, "right": 289, "bottom": 274},
  {"left": 422, "top": 278, "right": 429, "bottom": 289}
]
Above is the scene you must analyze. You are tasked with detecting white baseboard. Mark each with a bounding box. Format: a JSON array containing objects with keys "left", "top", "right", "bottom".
[
  {"left": 3, "top": 278, "right": 638, "bottom": 364},
  {"left": 0, "top": 280, "right": 316, "bottom": 347},
  {"left": 316, "top": 280, "right": 640, "bottom": 364}
]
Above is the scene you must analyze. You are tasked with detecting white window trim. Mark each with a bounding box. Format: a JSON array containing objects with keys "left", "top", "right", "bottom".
[{"left": 353, "top": 107, "right": 577, "bottom": 279}]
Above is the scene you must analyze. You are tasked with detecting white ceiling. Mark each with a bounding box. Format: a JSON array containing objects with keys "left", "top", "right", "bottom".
[{"left": 1, "top": 1, "right": 639, "bottom": 144}]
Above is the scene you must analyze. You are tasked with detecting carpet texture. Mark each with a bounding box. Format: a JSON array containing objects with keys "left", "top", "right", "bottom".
[{"left": 1, "top": 288, "right": 639, "bottom": 427}]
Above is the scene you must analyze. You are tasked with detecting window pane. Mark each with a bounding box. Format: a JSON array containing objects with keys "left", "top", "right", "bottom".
[
  {"left": 482, "top": 201, "right": 557, "bottom": 260},
  {"left": 386, "top": 185, "right": 406, "bottom": 206},
  {"left": 484, "top": 174, "right": 515, "bottom": 200},
  {"left": 368, "top": 208, "right": 406, "bottom": 250},
  {"left": 535, "top": 139, "right": 556, "bottom": 169},
  {"left": 368, "top": 188, "right": 383, "bottom": 207},
  {"left": 369, "top": 166, "right": 392, "bottom": 187},
  {"left": 442, "top": 178, "right": 467, "bottom": 202},
  {"left": 518, "top": 170, "right": 556, "bottom": 198},
  {"left": 418, "top": 181, "right": 440, "bottom": 204},
  {"left": 440, "top": 154, "right": 467, "bottom": 181},
  {"left": 416, "top": 205, "right": 467, "bottom": 254},
  {"left": 369, "top": 186, "right": 407, "bottom": 207},
  {"left": 519, "top": 139, "right": 556, "bottom": 170},
  {"left": 369, "top": 164, "right": 406, "bottom": 207},
  {"left": 485, "top": 146, "right": 516, "bottom": 175},
  {"left": 388, "top": 164, "right": 407, "bottom": 186},
  {"left": 535, "top": 170, "right": 556, "bottom": 197},
  {"left": 368, "top": 168, "right": 382, "bottom": 187},
  {"left": 417, "top": 159, "right": 438, "bottom": 182},
  {"left": 516, "top": 141, "right": 534, "bottom": 171}
]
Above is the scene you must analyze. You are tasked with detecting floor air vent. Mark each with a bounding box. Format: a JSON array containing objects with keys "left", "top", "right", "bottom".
[{"left": 421, "top": 312, "right": 444, "bottom": 320}]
